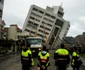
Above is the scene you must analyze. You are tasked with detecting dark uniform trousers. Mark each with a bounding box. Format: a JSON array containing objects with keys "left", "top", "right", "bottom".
[
  {"left": 40, "top": 67, "right": 47, "bottom": 70},
  {"left": 22, "top": 64, "right": 30, "bottom": 70},
  {"left": 73, "top": 67, "right": 80, "bottom": 70},
  {"left": 21, "top": 49, "right": 32, "bottom": 70}
]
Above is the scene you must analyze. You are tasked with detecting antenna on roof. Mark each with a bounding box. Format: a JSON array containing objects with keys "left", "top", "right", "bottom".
[{"left": 60, "top": 2, "right": 63, "bottom": 7}]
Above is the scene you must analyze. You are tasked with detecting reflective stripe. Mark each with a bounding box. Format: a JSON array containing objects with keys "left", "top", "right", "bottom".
[
  {"left": 31, "top": 58, "right": 34, "bottom": 66},
  {"left": 56, "top": 49, "right": 69, "bottom": 55},
  {"left": 38, "top": 52, "right": 50, "bottom": 66},
  {"left": 72, "top": 59, "right": 74, "bottom": 65},
  {"left": 22, "top": 58, "right": 29, "bottom": 60},
  {"left": 46, "top": 61, "right": 50, "bottom": 66},
  {"left": 38, "top": 52, "right": 50, "bottom": 59},
  {"left": 57, "top": 58, "right": 67, "bottom": 60}
]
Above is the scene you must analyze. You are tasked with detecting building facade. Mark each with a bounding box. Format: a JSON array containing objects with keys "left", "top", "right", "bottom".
[
  {"left": 23, "top": 5, "right": 70, "bottom": 47},
  {"left": 0, "top": 0, "right": 4, "bottom": 39},
  {"left": 6, "top": 24, "right": 29, "bottom": 40},
  {"left": 0, "top": 20, "right": 5, "bottom": 39}
]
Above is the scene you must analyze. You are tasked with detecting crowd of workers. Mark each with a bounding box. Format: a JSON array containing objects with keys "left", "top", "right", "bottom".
[{"left": 21, "top": 42, "right": 82, "bottom": 70}]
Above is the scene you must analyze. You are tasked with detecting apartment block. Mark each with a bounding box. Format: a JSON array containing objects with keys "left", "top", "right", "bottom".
[
  {"left": 23, "top": 5, "right": 70, "bottom": 46},
  {"left": 0, "top": 0, "right": 4, "bottom": 39}
]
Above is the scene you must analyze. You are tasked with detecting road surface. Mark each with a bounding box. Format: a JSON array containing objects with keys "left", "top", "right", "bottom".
[{"left": 0, "top": 50, "right": 84, "bottom": 70}]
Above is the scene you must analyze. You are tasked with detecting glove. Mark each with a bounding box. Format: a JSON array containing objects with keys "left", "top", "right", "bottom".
[
  {"left": 41, "top": 65, "right": 45, "bottom": 69},
  {"left": 38, "top": 67, "right": 40, "bottom": 70}
]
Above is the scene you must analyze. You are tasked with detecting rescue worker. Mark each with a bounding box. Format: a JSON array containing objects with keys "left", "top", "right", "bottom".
[
  {"left": 37, "top": 45, "right": 50, "bottom": 70},
  {"left": 21, "top": 43, "right": 34, "bottom": 70},
  {"left": 71, "top": 49, "right": 82, "bottom": 70},
  {"left": 54, "top": 43, "right": 70, "bottom": 70}
]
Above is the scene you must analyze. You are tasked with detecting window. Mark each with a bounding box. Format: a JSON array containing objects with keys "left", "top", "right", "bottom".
[
  {"left": 0, "top": 9, "right": 2, "bottom": 17},
  {"left": 30, "top": 15, "right": 40, "bottom": 22},
  {"left": 51, "top": 15, "right": 55, "bottom": 19},
  {"left": 54, "top": 27, "right": 59, "bottom": 36},
  {"left": 36, "top": 19, "right": 40, "bottom": 22},
  {"left": 30, "top": 16, "right": 35, "bottom": 20},
  {"left": 27, "top": 21, "right": 33, "bottom": 27},
  {"left": 49, "top": 35, "right": 55, "bottom": 45},
  {"left": 39, "top": 29, "right": 49, "bottom": 35},
  {"left": 33, "top": 8, "right": 44, "bottom": 14},
  {"left": 34, "top": 23, "right": 38, "bottom": 27},
  {"left": 25, "top": 29, "right": 35, "bottom": 34},
  {"left": 40, "top": 25, "right": 51, "bottom": 31},
  {"left": 57, "top": 11, "right": 64, "bottom": 17},
  {"left": 45, "top": 13, "right": 50, "bottom": 17},
  {"left": 31, "top": 12, "right": 42, "bottom": 18},
  {"left": 27, "top": 21, "right": 37, "bottom": 29},
  {"left": 37, "top": 34, "right": 44, "bottom": 38},
  {"left": 44, "top": 17, "right": 54, "bottom": 23},
  {"left": 45, "top": 27, "right": 51, "bottom": 31},
  {"left": 33, "top": 8, "right": 38, "bottom": 11},
  {"left": 55, "top": 19, "right": 64, "bottom": 27},
  {"left": 25, "top": 29, "right": 30, "bottom": 32},
  {"left": 39, "top": 10, "right": 44, "bottom": 14},
  {"left": 45, "top": 13, "right": 55, "bottom": 19},
  {"left": 27, "top": 38, "right": 42, "bottom": 44},
  {"left": 47, "top": 24, "right": 52, "bottom": 27},
  {"left": 42, "top": 21, "right": 52, "bottom": 27}
]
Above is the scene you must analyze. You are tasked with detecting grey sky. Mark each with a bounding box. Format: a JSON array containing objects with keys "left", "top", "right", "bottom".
[{"left": 2, "top": 0, "right": 85, "bottom": 37}]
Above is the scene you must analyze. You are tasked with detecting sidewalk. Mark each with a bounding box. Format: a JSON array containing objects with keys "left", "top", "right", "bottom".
[{"left": 0, "top": 52, "right": 20, "bottom": 59}]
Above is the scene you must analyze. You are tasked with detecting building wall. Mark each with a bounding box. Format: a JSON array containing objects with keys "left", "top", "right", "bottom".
[
  {"left": 7, "top": 25, "right": 29, "bottom": 40},
  {"left": 23, "top": 5, "right": 70, "bottom": 46},
  {"left": 59, "top": 21, "right": 70, "bottom": 40},
  {"left": 8, "top": 25, "right": 17, "bottom": 40},
  {"left": 23, "top": 5, "right": 57, "bottom": 41},
  {"left": 0, "top": 0, "right": 4, "bottom": 39}
]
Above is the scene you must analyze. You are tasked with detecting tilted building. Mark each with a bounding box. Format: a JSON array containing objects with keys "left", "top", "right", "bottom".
[{"left": 23, "top": 5, "right": 70, "bottom": 48}]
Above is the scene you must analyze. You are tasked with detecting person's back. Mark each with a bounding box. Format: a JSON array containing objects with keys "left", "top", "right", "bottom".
[
  {"left": 54, "top": 43, "right": 70, "bottom": 70},
  {"left": 71, "top": 51, "right": 82, "bottom": 70},
  {"left": 38, "top": 45, "right": 50, "bottom": 70},
  {"left": 21, "top": 43, "right": 34, "bottom": 70}
]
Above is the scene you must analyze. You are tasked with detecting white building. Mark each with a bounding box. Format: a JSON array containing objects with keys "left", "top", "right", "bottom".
[
  {"left": 23, "top": 5, "right": 70, "bottom": 47},
  {"left": 0, "top": 0, "right": 4, "bottom": 39},
  {"left": 7, "top": 24, "right": 29, "bottom": 40}
]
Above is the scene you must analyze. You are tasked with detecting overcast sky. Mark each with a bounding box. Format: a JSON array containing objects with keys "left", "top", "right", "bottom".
[{"left": 2, "top": 0, "right": 85, "bottom": 37}]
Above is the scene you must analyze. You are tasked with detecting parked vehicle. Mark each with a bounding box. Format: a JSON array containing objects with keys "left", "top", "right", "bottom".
[{"left": 26, "top": 37, "right": 43, "bottom": 55}]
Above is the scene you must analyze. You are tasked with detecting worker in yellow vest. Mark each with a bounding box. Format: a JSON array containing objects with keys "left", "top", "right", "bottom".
[
  {"left": 21, "top": 43, "right": 34, "bottom": 70},
  {"left": 54, "top": 43, "right": 70, "bottom": 70},
  {"left": 71, "top": 50, "right": 82, "bottom": 70},
  {"left": 37, "top": 45, "right": 50, "bottom": 70}
]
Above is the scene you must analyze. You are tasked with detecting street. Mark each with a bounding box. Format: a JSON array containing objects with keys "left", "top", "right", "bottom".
[{"left": 0, "top": 50, "right": 84, "bottom": 70}]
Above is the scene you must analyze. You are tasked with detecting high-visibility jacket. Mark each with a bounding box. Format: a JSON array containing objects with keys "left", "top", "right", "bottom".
[
  {"left": 21, "top": 49, "right": 34, "bottom": 66},
  {"left": 56, "top": 48, "right": 69, "bottom": 55},
  {"left": 72, "top": 52, "right": 79, "bottom": 57},
  {"left": 71, "top": 52, "right": 80, "bottom": 66},
  {"left": 38, "top": 51, "right": 50, "bottom": 67},
  {"left": 54, "top": 48, "right": 70, "bottom": 66}
]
